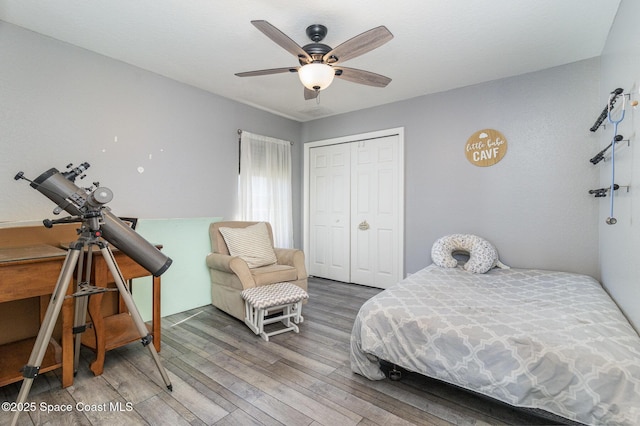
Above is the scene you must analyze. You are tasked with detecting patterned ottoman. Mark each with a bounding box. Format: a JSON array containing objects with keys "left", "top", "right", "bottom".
[{"left": 241, "top": 282, "right": 308, "bottom": 341}]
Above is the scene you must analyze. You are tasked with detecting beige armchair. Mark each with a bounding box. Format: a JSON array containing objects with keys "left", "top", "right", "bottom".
[{"left": 206, "top": 221, "right": 308, "bottom": 321}]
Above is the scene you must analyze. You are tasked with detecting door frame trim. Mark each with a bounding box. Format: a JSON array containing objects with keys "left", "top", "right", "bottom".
[{"left": 303, "top": 127, "right": 405, "bottom": 283}]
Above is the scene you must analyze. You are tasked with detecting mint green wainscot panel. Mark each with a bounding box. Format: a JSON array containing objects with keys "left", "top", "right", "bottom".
[{"left": 130, "top": 217, "right": 222, "bottom": 322}]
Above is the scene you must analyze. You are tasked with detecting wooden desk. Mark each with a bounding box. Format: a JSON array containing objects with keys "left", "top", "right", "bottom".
[
  {"left": 0, "top": 245, "right": 74, "bottom": 388},
  {"left": 81, "top": 247, "right": 162, "bottom": 376}
]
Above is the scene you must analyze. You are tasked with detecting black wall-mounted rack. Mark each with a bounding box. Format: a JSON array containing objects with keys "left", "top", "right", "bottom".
[
  {"left": 589, "top": 184, "right": 620, "bottom": 197},
  {"left": 590, "top": 135, "right": 627, "bottom": 164},
  {"left": 590, "top": 88, "right": 624, "bottom": 132}
]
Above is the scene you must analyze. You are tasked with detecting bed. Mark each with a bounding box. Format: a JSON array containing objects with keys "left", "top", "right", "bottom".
[{"left": 350, "top": 264, "right": 640, "bottom": 425}]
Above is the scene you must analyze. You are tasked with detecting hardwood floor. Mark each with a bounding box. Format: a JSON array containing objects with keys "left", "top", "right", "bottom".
[{"left": 1, "top": 277, "right": 564, "bottom": 425}]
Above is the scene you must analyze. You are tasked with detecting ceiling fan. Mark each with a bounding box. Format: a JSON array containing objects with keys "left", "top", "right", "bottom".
[{"left": 235, "top": 20, "right": 393, "bottom": 100}]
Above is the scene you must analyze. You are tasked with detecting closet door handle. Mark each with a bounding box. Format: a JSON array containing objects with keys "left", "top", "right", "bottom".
[{"left": 358, "top": 220, "right": 370, "bottom": 230}]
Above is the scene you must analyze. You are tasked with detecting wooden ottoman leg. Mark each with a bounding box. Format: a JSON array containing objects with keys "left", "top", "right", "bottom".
[
  {"left": 258, "top": 308, "right": 268, "bottom": 341},
  {"left": 294, "top": 301, "right": 304, "bottom": 324},
  {"left": 244, "top": 300, "right": 259, "bottom": 335}
]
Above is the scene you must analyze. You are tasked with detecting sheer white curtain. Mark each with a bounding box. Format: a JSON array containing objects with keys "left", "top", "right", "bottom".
[{"left": 238, "top": 131, "right": 294, "bottom": 248}]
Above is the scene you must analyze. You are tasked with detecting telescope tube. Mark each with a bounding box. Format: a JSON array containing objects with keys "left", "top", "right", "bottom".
[{"left": 31, "top": 168, "right": 172, "bottom": 276}]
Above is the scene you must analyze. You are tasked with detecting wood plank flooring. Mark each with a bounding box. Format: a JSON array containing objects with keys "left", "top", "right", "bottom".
[{"left": 1, "top": 277, "right": 566, "bottom": 425}]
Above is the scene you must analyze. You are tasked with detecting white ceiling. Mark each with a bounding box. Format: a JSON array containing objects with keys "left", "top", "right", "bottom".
[{"left": 0, "top": 0, "right": 621, "bottom": 122}]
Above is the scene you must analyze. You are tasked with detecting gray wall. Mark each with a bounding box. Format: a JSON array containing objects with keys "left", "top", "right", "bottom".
[
  {"left": 598, "top": 0, "right": 640, "bottom": 329},
  {"left": 5, "top": 10, "right": 636, "bottom": 327},
  {"left": 303, "top": 59, "right": 601, "bottom": 279},
  {"left": 0, "top": 22, "right": 303, "bottom": 237}
]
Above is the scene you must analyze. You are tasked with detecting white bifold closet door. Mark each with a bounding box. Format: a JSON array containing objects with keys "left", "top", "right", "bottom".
[
  {"left": 309, "top": 134, "right": 402, "bottom": 288},
  {"left": 309, "top": 142, "right": 351, "bottom": 283}
]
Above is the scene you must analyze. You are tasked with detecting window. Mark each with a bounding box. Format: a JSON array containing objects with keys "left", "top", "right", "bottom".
[{"left": 238, "top": 131, "right": 293, "bottom": 247}]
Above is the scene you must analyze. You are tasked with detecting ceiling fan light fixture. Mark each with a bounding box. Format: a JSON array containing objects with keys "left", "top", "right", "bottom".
[{"left": 298, "top": 63, "right": 335, "bottom": 91}]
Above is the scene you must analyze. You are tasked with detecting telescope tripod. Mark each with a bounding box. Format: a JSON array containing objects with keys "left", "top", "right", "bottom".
[{"left": 11, "top": 226, "right": 172, "bottom": 426}]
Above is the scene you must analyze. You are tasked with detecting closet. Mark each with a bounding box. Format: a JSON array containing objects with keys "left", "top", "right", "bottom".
[{"left": 304, "top": 128, "right": 404, "bottom": 289}]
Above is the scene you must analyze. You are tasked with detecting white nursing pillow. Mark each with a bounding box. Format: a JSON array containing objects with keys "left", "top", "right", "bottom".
[{"left": 431, "top": 234, "right": 508, "bottom": 274}]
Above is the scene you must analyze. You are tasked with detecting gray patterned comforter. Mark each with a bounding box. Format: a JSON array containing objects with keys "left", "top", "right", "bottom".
[{"left": 350, "top": 264, "right": 640, "bottom": 425}]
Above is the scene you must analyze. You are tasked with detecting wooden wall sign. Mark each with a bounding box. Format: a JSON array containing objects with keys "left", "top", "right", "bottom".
[{"left": 465, "top": 129, "right": 508, "bottom": 167}]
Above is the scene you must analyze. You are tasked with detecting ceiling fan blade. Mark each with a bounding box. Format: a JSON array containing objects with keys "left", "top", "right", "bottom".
[
  {"left": 323, "top": 26, "right": 393, "bottom": 64},
  {"left": 235, "top": 67, "right": 298, "bottom": 77},
  {"left": 334, "top": 66, "right": 391, "bottom": 87},
  {"left": 251, "top": 20, "right": 312, "bottom": 63},
  {"left": 304, "top": 88, "right": 319, "bottom": 100}
]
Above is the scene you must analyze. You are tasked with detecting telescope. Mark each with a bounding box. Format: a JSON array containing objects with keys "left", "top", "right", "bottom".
[
  {"left": 15, "top": 163, "right": 172, "bottom": 276},
  {"left": 12, "top": 162, "right": 174, "bottom": 426}
]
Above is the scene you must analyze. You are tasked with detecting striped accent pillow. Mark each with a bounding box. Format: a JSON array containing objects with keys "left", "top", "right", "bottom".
[{"left": 219, "top": 222, "right": 277, "bottom": 268}]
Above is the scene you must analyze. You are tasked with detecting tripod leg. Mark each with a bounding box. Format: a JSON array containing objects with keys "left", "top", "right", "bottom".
[
  {"left": 72, "top": 244, "right": 91, "bottom": 374},
  {"left": 99, "top": 246, "right": 173, "bottom": 391},
  {"left": 11, "top": 249, "right": 80, "bottom": 426},
  {"left": 72, "top": 289, "right": 89, "bottom": 373}
]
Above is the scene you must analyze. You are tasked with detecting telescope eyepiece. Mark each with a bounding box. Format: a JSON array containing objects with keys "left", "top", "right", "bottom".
[{"left": 62, "top": 162, "right": 90, "bottom": 181}]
